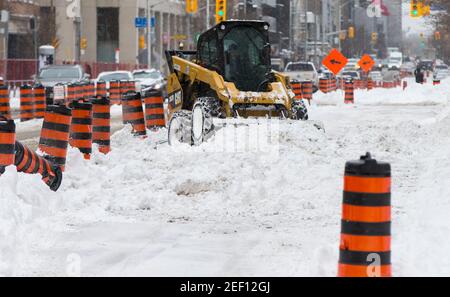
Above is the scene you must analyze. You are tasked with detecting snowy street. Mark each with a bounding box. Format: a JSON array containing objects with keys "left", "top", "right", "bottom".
[{"left": 1, "top": 78, "right": 449, "bottom": 277}]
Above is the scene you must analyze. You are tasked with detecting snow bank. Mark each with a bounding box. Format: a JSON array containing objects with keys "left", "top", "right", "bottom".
[
  {"left": 1, "top": 81, "right": 450, "bottom": 276},
  {"left": 314, "top": 77, "right": 450, "bottom": 107}
]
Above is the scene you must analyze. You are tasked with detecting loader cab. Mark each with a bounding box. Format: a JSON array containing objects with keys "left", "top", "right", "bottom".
[{"left": 197, "top": 21, "right": 272, "bottom": 92}]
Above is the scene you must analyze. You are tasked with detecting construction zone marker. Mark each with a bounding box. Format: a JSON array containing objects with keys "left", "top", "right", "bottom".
[
  {"left": 20, "top": 85, "right": 35, "bottom": 122},
  {"left": 39, "top": 105, "right": 72, "bottom": 171},
  {"left": 144, "top": 89, "right": 166, "bottom": 129},
  {"left": 344, "top": 80, "right": 354, "bottom": 104},
  {"left": 338, "top": 153, "right": 392, "bottom": 277},
  {"left": 0, "top": 85, "right": 11, "bottom": 120},
  {"left": 33, "top": 84, "right": 46, "bottom": 119},
  {"left": 92, "top": 97, "right": 111, "bottom": 154},
  {"left": 122, "top": 92, "right": 147, "bottom": 137},
  {"left": 69, "top": 101, "right": 93, "bottom": 160},
  {"left": 0, "top": 118, "right": 16, "bottom": 175}
]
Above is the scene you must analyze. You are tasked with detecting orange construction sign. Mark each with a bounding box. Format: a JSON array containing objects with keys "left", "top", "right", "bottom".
[
  {"left": 322, "top": 49, "right": 348, "bottom": 76},
  {"left": 358, "top": 54, "right": 375, "bottom": 73}
]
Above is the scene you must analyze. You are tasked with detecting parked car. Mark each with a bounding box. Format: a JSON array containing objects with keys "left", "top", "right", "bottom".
[
  {"left": 434, "top": 64, "right": 449, "bottom": 80},
  {"left": 95, "top": 71, "right": 140, "bottom": 93},
  {"left": 344, "top": 58, "right": 360, "bottom": 71},
  {"left": 34, "top": 65, "right": 87, "bottom": 104},
  {"left": 418, "top": 60, "right": 434, "bottom": 71},
  {"left": 369, "top": 71, "right": 383, "bottom": 84},
  {"left": 283, "top": 62, "right": 319, "bottom": 87},
  {"left": 338, "top": 71, "right": 361, "bottom": 81},
  {"left": 132, "top": 69, "right": 165, "bottom": 92},
  {"left": 270, "top": 58, "right": 285, "bottom": 72},
  {"left": 400, "top": 62, "right": 416, "bottom": 76}
]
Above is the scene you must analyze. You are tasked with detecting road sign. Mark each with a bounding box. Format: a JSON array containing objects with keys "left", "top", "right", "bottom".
[
  {"left": 358, "top": 55, "right": 375, "bottom": 73},
  {"left": 150, "top": 17, "right": 156, "bottom": 28},
  {"left": 322, "top": 49, "right": 348, "bottom": 75},
  {"left": 135, "top": 17, "right": 147, "bottom": 28}
]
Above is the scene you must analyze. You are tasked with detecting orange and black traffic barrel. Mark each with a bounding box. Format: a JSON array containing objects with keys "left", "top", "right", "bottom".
[
  {"left": 338, "top": 153, "right": 391, "bottom": 277},
  {"left": 109, "top": 80, "right": 121, "bottom": 105},
  {"left": 14, "top": 141, "right": 63, "bottom": 191},
  {"left": 69, "top": 101, "right": 93, "bottom": 160},
  {"left": 39, "top": 105, "right": 72, "bottom": 171},
  {"left": 67, "top": 83, "right": 76, "bottom": 105},
  {"left": 290, "top": 80, "right": 303, "bottom": 100},
  {"left": 367, "top": 79, "right": 374, "bottom": 91},
  {"left": 88, "top": 82, "right": 96, "bottom": 98},
  {"left": 122, "top": 91, "right": 147, "bottom": 136},
  {"left": 319, "top": 78, "right": 328, "bottom": 93},
  {"left": 302, "top": 81, "right": 313, "bottom": 103},
  {"left": 144, "top": 89, "right": 166, "bottom": 129},
  {"left": 73, "top": 82, "right": 84, "bottom": 102},
  {"left": 0, "top": 85, "right": 11, "bottom": 120},
  {"left": 33, "top": 84, "right": 46, "bottom": 119},
  {"left": 344, "top": 80, "right": 354, "bottom": 104},
  {"left": 20, "top": 85, "right": 35, "bottom": 122},
  {"left": 96, "top": 80, "right": 107, "bottom": 98},
  {"left": 92, "top": 97, "right": 111, "bottom": 154},
  {"left": 0, "top": 118, "right": 16, "bottom": 175}
]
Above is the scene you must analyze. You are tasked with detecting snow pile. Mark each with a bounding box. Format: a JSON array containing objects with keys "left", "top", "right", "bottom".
[
  {"left": 314, "top": 78, "right": 450, "bottom": 107},
  {"left": 1, "top": 82, "right": 450, "bottom": 276}
]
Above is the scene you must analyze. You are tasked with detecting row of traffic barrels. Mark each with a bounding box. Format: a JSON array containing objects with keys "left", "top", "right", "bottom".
[
  {"left": 291, "top": 80, "right": 313, "bottom": 103},
  {"left": 319, "top": 78, "right": 338, "bottom": 93}
]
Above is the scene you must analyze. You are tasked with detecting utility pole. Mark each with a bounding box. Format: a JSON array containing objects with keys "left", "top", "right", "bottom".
[
  {"left": 304, "top": 0, "right": 308, "bottom": 61},
  {"left": 147, "top": 0, "right": 152, "bottom": 67},
  {"left": 206, "top": 0, "right": 210, "bottom": 29}
]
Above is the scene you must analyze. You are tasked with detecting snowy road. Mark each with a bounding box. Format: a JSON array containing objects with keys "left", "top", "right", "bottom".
[{"left": 1, "top": 78, "right": 450, "bottom": 277}]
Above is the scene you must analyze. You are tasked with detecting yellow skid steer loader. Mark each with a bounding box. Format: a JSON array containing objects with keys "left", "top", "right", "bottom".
[{"left": 165, "top": 20, "right": 309, "bottom": 146}]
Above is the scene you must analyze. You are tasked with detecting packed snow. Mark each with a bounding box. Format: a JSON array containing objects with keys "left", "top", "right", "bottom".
[{"left": 1, "top": 77, "right": 450, "bottom": 276}]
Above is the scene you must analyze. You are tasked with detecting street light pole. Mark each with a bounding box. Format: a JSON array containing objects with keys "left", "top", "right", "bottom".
[{"left": 206, "top": 0, "right": 210, "bottom": 29}]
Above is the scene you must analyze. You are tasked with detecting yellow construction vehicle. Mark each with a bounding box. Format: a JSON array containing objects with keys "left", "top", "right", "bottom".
[{"left": 165, "top": 20, "right": 309, "bottom": 145}]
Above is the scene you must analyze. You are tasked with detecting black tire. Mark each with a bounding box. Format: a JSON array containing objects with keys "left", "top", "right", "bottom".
[
  {"left": 168, "top": 110, "right": 193, "bottom": 146},
  {"left": 196, "top": 97, "right": 225, "bottom": 118},
  {"left": 292, "top": 100, "right": 309, "bottom": 121}
]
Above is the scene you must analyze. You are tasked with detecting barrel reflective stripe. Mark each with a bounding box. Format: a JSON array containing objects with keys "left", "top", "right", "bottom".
[
  {"left": 70, "top": 102, "right": 93, "bottom": 157},
  {"left": 96, "top": 81, "right": 107, "bottom": 97},
  {"left": 33, "top": 85, "right": 46, "bottom": 118},
  {"left": 290, "top": 81, "right": 302, "bottom": 100},
  {"left": 92, "top": 97, "right": 111, "bottom": 154},
  {"left": 301, "top": 81, "right": 313, "bottom": 100},
  {"left": 39, "top": 105, "right": 72, "bottom": 170},
  {"left": 20, "top": 85, "right": 35, "bottom": 121},
  {"left": 0, "top": 86, "right": 11, "bottom": 119},
  {"left": 345, "top": 81, "right": 354, "bottom": 103},
  {"left": 339, "top": 154, "right": 391, "bottom": 277},
  {"left": 144, "top": 91, "right": 165, "bottom": 128},
  {"left": 123, "top": 92, "right": 146, "bottom": 136},
  {"left": 109, "top": 81, "right": 121, "bottom": 104},
  {"left": 0, "top": 120, "right": 16, "bottom": 167}
]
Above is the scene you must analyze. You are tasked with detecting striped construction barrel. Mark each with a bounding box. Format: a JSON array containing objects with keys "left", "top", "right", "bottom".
[
  {"left": 344, "top": 80, "right": 354, "bottom": 104},
  {"left": 0, "top": 119, "right": 16, "bottom": 174},
  {"left": 0, "top": 85, "right": 11, "bottom": 120},
  {"left": 302, "top": 81, "right": 313, "bottom": 102},
  {"left": 109, "top": 80, "right": 121, "bottom": 105},
  {"left": 14, "top": 141, "right": 63, "bottom": 191},
  {"left": 33, "top": 84, "right": 46, "bottom": 119},
  {"left": 319, "top": 78, "right": 328, "bottom": 93},
  {"left": 87, "top": 82, "right": 96, "bottom": 98},
  {"left": 144, "top": 89, "right": 166, "bottom": 129},
  {"left": 290, "top": 80, "right": 303, "bottom": 100},
  {"left": 122, "top": 92, "right": 147, "bottom": 137},
  {"left": 338, "top": 153, "right": 391, "bottom": 277},
  {"left": 20, "top": 85, "right": 35, "bottom": 122},
  {"left": 92, "top": 97, "right": 111, "bottom": 154},
  {"left": 96, "top": 80, "right": 107, "bottom": 98},
  {"left": 67, "top": 83, "right": 76, "bottom": 105},
  {"left": 367, "top": 79, "right": 374, "bottom": 91},
  {"left": 39, "top": 105, "right": 72, "bottom": 171},
  {"left": 69, "top": 101, "right": 93, "bottom": 159}
]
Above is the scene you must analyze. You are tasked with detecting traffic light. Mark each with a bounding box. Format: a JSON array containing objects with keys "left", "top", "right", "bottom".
[
  {"left": 216, "top": 0, "right": 227, "bottom": 24},
  {"left": 410, "top": 0, "right": 421, "bottom": 18},
  {"left": 435, "top": 31, "right": 441, "bottom": 40},
  {"left": 339, "top": 31, "right": 346, "bottom": 41},
  {"left": 186, "top": 0, "right": 198, "bottom": 14},
  {"left": 348, "top": 26, "right": 355, "bottom": 39},
  {"left": 423, "top": 4, "right": 431, "bottom": 16},
  {"left": 139, "top": 35, "right": 146, "bottom": 49},
  {"left": 80, "top": 37, "right": 87, "bottom": 50},
  {"left": 371, "top": 32, "right": 378, "bottom": 43}
]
